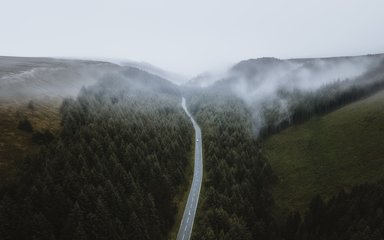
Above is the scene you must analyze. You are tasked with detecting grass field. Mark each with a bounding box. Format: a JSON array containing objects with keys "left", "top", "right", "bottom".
[
  {"left": 0, "top": 97, "right": 61, "bottom": 182},
  {"left": 263, "top": 90, "right": 384, "bottom": 219}
]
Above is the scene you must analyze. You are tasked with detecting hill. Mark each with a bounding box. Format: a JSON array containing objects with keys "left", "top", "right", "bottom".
[
  {"left": 121, "top": 60, "right": 187, "bottom": 85},
  {"left": 263, "top": 90, "right": 384, "bottom": 219},
  {"left": 0, "top": 57, "right": 193, "bottom": 240},
  {"left": 0, "top": 56, "right": 181, "bottom": 184},
  {"left": 0, "top": 98, "right": 61, "bottom": 185},
  {"left": 188, "top": 54, "right": 384, "bottom": 135},
  {"left": 0, "top": 56, "right": 122, "bottom": 99}
]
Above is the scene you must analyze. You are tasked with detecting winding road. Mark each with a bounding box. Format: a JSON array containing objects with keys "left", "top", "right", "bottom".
[{"left": 177, "top": 97, "right": 203, "bottom": 240}]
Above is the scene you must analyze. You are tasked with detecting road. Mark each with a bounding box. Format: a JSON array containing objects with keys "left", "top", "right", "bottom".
[{"left": 177, "top": 97, "right": 203, "bottom": 240}]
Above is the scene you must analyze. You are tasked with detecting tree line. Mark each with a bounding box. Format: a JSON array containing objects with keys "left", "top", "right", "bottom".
[
  {"left": 284, "top": 183, "right": 384, "bottom": 240},
  {"left": 259, "top": 73, "right": 384, "bottom": 138}
]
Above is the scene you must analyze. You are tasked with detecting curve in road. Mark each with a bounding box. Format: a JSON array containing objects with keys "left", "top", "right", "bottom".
[{"left": 177, "top": 97, "right": 203, "bottom": 240}]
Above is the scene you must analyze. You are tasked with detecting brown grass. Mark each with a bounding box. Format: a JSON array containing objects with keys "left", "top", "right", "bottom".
[{"left": 0, "top": 97, "right": 62, "bottom": 182}]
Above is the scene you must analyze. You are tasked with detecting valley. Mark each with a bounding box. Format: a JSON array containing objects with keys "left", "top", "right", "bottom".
[{"left": 0, "top": 54, "right": 384, "bottom": 239}]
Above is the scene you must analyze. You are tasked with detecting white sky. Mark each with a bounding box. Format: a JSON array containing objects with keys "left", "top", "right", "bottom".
[{"left": 1, "top": 0, "right": 384, "bottom": 77}]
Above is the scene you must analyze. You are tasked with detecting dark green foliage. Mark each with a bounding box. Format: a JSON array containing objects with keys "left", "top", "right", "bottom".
[
  {"left": 32, "top": 130, "right": 54, "bottom": 144},
  {"left": 186, "top": 88, "right": 384, "bottom": 239},
  {"left": 260, "top": 75, "right": 384, "bottom": 138},
  {"left": 0, "top": 71, "right": 193, "bottom": 240},
  {"left": 18, "top": 118, "right": 33, "bottom": 132},
  {"left": 284, "top": 183, "right": 384, "bottom": 240},
  {"left": 186, "top": 91, "right": 277, "bottom": 240},
  {"left": 284, "top": 211, "right": 301, "bottom": 240},
  {"left": 2, "top": 63, "right": 384, "bottom": 240}
]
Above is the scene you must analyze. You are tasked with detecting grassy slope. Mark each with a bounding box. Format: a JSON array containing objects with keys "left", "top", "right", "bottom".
[
  {"left": 0, "top": 98, "right": 61, "bottom": 182},
  {"left": 263, "top": 90, "right": 384, "bottom": 218}
]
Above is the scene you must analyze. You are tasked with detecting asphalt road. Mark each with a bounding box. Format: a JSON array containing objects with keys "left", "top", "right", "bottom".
[{"left": 177, "top": 97, "right": 203, "bottom": 240}]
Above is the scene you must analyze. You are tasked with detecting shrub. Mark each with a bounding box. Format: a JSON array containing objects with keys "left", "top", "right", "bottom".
[{"left": 18, "top": 119, "right": 33, "bottom": 132}]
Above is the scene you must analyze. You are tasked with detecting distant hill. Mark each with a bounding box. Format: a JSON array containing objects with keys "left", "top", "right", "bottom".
[
  {"left": 120, "top": 60, "right": 188, "bottom": 85},
  {"left": 0, "top": 56, "right": 179, "bottom": 100},
  {"left": 215, "top": 53, "right": 384, "bottom": 93},
  {"left": 0, "top": 56, "right": 117, "bottom": 99},
  {"left": 188, "top": 54, "right": 384, "bottom": 134},
  {"left": 186, "top": 72, "right": 221, "bottom": 88}
]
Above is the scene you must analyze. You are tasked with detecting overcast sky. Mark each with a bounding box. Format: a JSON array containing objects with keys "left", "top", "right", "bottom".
[{"left": 1, "top": 0, "right": 384, "bottom": 77}]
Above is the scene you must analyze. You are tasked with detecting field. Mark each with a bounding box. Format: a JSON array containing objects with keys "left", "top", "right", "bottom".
[
  {"left": 0, "top": 97, "right": 61, "bottom": 182},
  {"left": 263, "top": 90, "right": 384, "bottom": 219}
]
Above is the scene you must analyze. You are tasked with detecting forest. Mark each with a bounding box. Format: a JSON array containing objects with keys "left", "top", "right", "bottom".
[
  {"left": 184, "top": 86, "right": 384, "bottom": 240},
  {"left": 0, "top": 68, "right": 193, "bottom": 240},
  {"left": 185, "top": 91, "right": 277, "bottom": 239},
  {"left": 208, "top": 55, "right": 384, "bottom": 138},
  {"left": 282, "top": 182, "right": 384, "bottom": 240},
  {"left": 259, "top": 71, "right": 384, "bottom": 138},
  {"left": 1, "top": 63, "right": 384, "bottom": 239}
]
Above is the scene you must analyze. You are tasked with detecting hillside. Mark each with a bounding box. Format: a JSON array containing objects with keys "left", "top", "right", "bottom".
[
  {"left": 2, "top": 54, "right": 384, "bottom": 239},
  {"left": 0, "top": 57, "right": 179, "bottom": 173},
  {"left": 121, "top": 60, "right": 187, "bottom": 85},
  {"left": 0, "top": 98, "right": 61, "bottom": 184},
  {"left": 0, "top": 58, "right": 193, "bottom": 239},
  {"left": 189, "top": 54, "right": 384, "bottom": 135},
  {"left": 0, "top": 56, "right": 122, "bottom": 99},
  {"left": 263, "top": 90, "right": 384, "bottom": 218}
]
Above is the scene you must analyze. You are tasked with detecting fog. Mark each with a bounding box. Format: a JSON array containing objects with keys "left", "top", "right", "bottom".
[
  {"left": 0, "top": 57, "right": 121, "bottom": 100},
  {"left": 2, "top": 53, "right": 384, "bottom": 136},
  {"left": 229, "top": 56, "right": 383, "bottom": 103},
  {"left": 0, "top": 57, "right": 181, "bottom": 102},
  {"left": 2, "top": 1, "right": 384, "bottom": 77},
  {"left": 192, "top": 54, "right": 384, "bottom": 134}
]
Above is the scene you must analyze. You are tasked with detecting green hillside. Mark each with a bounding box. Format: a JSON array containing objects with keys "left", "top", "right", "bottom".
[{"left": 263, "top": 90, "right": 384, "bottom": 218}]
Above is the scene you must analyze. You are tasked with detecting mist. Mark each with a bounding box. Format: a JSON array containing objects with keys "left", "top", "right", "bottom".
[
  {"left": 190, "top": 54, "right": 384, "bottom": 135},
  {"left": 2, "top": 54, "right": 384, "bottom": 137},
  {"left": 0, "top": 57, "right": 180, "bottom": 102},
  {"left": 0, "top": 57, "right": 119, "bottom": 100}
]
